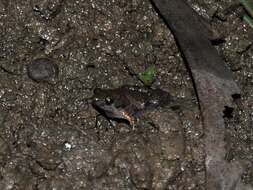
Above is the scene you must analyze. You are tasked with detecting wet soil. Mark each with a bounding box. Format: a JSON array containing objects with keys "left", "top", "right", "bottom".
[{"left": 0, "top": 0, "right": 252, "bottom": 189}]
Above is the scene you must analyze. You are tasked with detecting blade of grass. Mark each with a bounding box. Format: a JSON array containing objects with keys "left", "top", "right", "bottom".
[{"left": 138, "top": 64, "right": 155, "bottom": 86}]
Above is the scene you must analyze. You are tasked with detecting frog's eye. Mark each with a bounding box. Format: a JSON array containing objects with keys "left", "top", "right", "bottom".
[{"left": 105, "top": 97, "right": 113, "bottom": 105}]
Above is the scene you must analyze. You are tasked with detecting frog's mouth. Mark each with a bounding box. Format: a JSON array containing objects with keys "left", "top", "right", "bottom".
[{"left": 92, "top": 101, "right": 126, "bottom": 120}]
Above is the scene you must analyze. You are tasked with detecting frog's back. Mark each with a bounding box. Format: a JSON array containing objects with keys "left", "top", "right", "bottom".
[{"left": 119, "top": 85, "right": 173, "bottom": 110}]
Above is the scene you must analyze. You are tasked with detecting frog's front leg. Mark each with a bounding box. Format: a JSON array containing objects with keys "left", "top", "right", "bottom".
[{"left": 95, "top": 114, "right": 118, "bottom": 128}]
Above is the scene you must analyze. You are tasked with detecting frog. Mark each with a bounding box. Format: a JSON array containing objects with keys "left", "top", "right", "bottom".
[{"left": 92, "top": 85, "right": 174, "bottom": 127}]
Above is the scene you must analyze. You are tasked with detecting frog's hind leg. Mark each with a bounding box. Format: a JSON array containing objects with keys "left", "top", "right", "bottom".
[{"left": 131, "top": 110, "right": 160, "bottom": 131}]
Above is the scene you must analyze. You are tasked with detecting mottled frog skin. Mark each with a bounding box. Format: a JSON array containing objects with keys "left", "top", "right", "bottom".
[{"left": 92, "top": 85, "right": 173, "bottom": 126}]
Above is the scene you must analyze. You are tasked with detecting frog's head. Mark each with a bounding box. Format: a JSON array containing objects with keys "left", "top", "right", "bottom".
[{"left": 92, "top": 88, "right": 129, "bottom": 120}]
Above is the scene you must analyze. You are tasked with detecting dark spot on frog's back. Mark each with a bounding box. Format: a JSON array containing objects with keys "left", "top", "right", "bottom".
[{"left": 148, "top": 88, "right": 173, "bottom": 106}]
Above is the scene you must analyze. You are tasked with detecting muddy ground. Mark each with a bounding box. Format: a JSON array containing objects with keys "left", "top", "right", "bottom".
[{"left": 0, "top": 0, "right": 252, "bottom": 189}]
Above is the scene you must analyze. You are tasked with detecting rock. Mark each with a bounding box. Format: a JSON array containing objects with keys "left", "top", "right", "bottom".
[{"left": 27, "top": 58, "right": 58, "bottom": 82}]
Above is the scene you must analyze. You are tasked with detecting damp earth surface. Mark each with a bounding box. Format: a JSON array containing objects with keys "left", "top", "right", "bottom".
[{"left": 0, "top": 0, "right": 252, "bottom": 189}]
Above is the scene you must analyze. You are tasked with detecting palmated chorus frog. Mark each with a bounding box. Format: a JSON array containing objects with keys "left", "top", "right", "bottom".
[{"left": 92, "top": 85, "right": 173, "bottom": 126}]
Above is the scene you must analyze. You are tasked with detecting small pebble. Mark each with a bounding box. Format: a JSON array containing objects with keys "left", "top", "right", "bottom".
[
  {"left": 27, "top": 58, "right": 58, "bottom": 82},
  {"left": 64, "top": 142, "right": 72, "bottom": 151}
]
